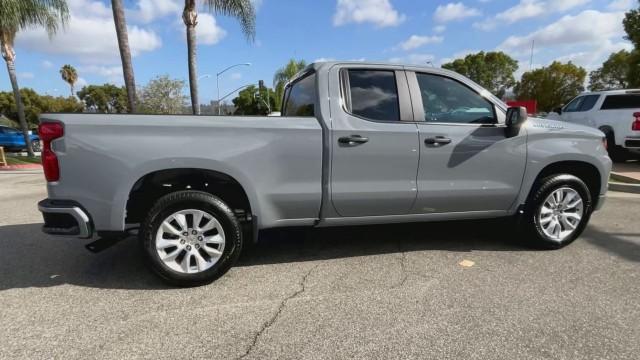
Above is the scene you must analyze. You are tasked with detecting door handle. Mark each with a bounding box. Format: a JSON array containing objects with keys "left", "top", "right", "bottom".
[
  {"left": 424, "top": 136, "right": 452, "bottom": 146},
  {"left": 338, "top": 135, "right": 369, "bottom": 146}
]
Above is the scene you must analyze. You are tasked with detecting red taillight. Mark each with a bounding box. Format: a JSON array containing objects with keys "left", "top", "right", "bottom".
[
  {"left": 38, "top": 122, "right": 64, "bottom": 182},
  {"left": 633, "top": 112, "right": 640, "bottom": 131}
]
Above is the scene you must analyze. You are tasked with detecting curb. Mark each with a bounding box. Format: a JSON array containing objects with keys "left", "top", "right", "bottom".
[
  {"left": 609, "top": 181, "right": 640, "bottom": 194},
  {"left": 0, "top": 164, "right": 43, "bottom": 171},
  {"left": 610, "top": 172, "right": 640, "bottom": 184}
]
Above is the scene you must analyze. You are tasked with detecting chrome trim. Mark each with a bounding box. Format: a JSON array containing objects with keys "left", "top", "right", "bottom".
[{"left": 38, "top": 203, "right": 92, "bottom": 238}]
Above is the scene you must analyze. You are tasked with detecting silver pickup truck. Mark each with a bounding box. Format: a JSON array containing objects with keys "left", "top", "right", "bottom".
[{"left": 38, "top": 62, "right": 611, "bottom": 286}]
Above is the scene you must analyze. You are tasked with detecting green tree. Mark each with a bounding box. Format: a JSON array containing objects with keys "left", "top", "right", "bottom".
[
  {"left": 111, "top": 0, "right": 137, "bottom": 113},
  {"left": 183, "top": 0, "right": 256, "bottom": 115},
  {"left": 624, "top": 2, "right": 640, "bottom": 87},
  {"left": 60, "top": 64, "right": 78, "bottom": 97},
  {"left": 1, "top": 0, "right": 69, "bottom": 157},
  {"left": 232, "top": 85, "right": 277, "bottom": 115},
  {"left": 273, "top": 59, "right": 307, "bottom": 108},
  {"left": 441, "top": 51, "right": 518, "bottom": 98},
  {"left": 138, "top": 75, "right": 188, "bottom": 114},
  {"left": 589, "top": 50, "right": 631, "bottom": 91},
  {"left": 77, "top": 84, "right": 128, "bottom": 113},
  {"left": 514, "top": 61, "right": 587, "bottom": 112},
  {"left": 0, "top": 88, "right": 83, "bottom": 128}
]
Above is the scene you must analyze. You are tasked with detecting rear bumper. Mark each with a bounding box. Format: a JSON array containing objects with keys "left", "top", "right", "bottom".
[
  {"left": 38, "top": 199, "right": 93, "bottom": 238},
  {"left": 624, "top": 138, "right": 640, "bottom": 149}
]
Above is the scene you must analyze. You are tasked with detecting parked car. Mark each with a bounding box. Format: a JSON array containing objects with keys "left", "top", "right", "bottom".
[
  {"left": 547, "top": 89, "right": 640, "bottom": 161},
  {"left": 38, "top": 62, "right": 611, "bottom": 286},
  {"left": 0, "top": 125, "right": 41, "bottom": 152}
]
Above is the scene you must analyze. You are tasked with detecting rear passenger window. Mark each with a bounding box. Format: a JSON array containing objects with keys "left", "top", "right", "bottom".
[
  {"left": 579, "top": 95, "right": 600, "bottom": 111},
  {"left": 283, "top": 72, "right": 316, "bottom": 117},
  {"left": 416, "top": 73, "right": 495, "bottom": 124},
  {"left": 601, "top": 95, "right": 640, "bottom": 110},
  {"left": 344, "top": 70, "right": 400, "bottom": 122}
]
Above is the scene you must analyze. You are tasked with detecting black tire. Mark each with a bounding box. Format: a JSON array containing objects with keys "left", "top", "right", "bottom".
[
  {"left": 140, "top": 190, "right": 243, "bottom": 287},
  {"left": 603, "top": 130, "right": 627, "bottom": 162},
  {"left": 521, "top": 174, "right": 592, "bottom": 249},
  {"left": 30, "top": 140, "right": 41, "bottom": 153}
]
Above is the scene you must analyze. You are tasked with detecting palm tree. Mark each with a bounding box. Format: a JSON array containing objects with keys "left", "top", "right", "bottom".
[
  {"left": 0, "top": 0, "right": 69, "bottom": 157},
  {"left": 273, "top": 59, "right": 307, "bottom": 108},
  {"left": 60, "top": 64, "right": 78, "bottom": 97},
  {"left": 111, "top": 0, "right": 136, "bottom": 113},
  {"left": 183, "top": 0, "right": 256, "bottom": 115}
]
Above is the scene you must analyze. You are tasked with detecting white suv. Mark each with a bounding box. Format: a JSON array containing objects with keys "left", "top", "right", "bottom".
[{"left": 548, "top": 90, "right": 640, "bottom": 161}]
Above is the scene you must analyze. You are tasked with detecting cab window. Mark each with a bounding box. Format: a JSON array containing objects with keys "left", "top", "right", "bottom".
[
  {"left": 416, "top": 73, "right": 495, "bottom": 124},
  {"left": 283, "top": 72, "right": 316, "bottom": 117}
]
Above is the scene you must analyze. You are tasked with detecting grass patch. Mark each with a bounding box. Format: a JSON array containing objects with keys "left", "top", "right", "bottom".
[{"left": 5, "top": 155, "right": 41, "bottom": 165}]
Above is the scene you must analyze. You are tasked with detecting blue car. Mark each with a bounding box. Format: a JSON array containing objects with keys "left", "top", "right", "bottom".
[{"left": 0, "top": 125, "right": 41, "bottom": 152}]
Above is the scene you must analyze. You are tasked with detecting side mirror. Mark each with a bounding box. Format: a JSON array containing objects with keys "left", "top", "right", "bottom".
[
  {"left": 505, "top": 106, "right": 527, "bottom": 137},
  {"left": 553, "top": 106, "right": 563, "bottom": 115}
]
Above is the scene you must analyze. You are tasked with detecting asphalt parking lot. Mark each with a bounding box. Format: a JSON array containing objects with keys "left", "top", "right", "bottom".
[{"left": 1, "top": 172, "right": 639, "bottom": 359}]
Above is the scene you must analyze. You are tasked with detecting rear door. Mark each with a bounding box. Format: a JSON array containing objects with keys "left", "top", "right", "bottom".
[
  {"left": 598, "top": 93, "right": 640, "bottom": 146},
  {"left": 408, "top": 71, "right": 527, "bottom": 214},
  {"left": 330, "top": 66, "right": 420, "bottom": 217}
]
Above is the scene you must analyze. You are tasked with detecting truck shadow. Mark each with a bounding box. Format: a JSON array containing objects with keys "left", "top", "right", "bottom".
[{"left": 0, "top": 221, "right": 636, "bottom": 291}]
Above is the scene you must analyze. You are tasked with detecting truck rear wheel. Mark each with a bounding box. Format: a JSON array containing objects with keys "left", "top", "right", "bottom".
[
  {"left": 140, "top": 190, "right": 243, "bottom": 286},
  {"left": 522, "top": 174, "right": 592, "bottom": 249}
]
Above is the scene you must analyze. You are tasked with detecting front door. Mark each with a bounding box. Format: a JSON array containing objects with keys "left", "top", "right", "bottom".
[
  {"left": 330, "top": 67, "right": 420, "bottom": 217},
  {"left": 408, "top": 71, "right": 527, "bottom": 214}
]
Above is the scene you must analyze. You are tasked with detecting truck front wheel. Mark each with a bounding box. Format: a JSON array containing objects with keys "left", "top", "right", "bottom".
[
  {"left": 522, "top": 174, "right": 592, "bottom": 249},
  {"left": 140, "top": 190, "right": 243, "bottom": 286}
]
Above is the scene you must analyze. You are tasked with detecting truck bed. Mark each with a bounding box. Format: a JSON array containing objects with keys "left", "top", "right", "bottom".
[{"left": 40, "top": 114, "right": 323, "bottom": 232}]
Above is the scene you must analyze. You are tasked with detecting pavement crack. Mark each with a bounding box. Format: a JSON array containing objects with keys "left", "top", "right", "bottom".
[{"left": 237, "top": 265, "right": 318, "bottom": 360}]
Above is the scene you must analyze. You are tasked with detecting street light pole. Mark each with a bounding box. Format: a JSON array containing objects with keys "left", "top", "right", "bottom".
[
  {"left": 216, "top": 63, "right": 251, "bottom": 115},
  {"left": 197, "top": 74, "right": 211, "bottom": 114}
]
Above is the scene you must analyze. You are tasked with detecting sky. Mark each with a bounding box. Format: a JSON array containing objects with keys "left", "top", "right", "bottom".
[{"left": 0, "top": 0, "right": 636, "bottom": 103}]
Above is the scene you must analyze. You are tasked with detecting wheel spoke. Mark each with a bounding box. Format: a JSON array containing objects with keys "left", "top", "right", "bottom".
[
  {"left": 204, "top": 234, "right": 224, "bottom": 245},
  {"left": 203, "top": 245, "right": 223, "bottom": 258},
  {"left": 156, "top": 237, "right": 179, "bottom": 250},
  {"left": 181, "top": 253, "right": 192, "bottom": 273},
  {"left": 192, "top": 211, "right": 204, "bottom": 230},
  {"left": 566, "top": 198, "right": 583, "bottom": 210},
  {"left": 174, "top": 214, "right": 188, "bottom": 231},
  {"left": 161, "top": 221, "right": 182, "bottom": 237},
  {"left": 193, "top": 251, "right": 208, "bottom": 271},
  {"left": 560, "top": 216, "right": 577, "bottom": 230},
  {"left": 540, "top": 215, "right": 553, "bottom": 225},
  {"left": 161, "top": 247, "right": 182, "bottom": 262}
]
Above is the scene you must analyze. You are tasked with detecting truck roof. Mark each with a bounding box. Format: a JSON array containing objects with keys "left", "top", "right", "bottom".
[{"left": 580, "top": 89, "right": 640, "bottom": 96}]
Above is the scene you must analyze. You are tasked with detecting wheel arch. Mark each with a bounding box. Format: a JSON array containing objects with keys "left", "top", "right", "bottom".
[
  {"left": 526, "top": 161, "right": 602, "bottom": 209},
  {"left": 125, "top": 168, "right": 256, "bottom": 226}
]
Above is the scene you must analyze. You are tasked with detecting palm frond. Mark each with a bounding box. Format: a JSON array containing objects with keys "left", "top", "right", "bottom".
[
  {"left": 202, "top": 0, "right": 256, "bottom": 41},
  {"left": 0, "top": 0, "right": 69, "bottom": 37}
]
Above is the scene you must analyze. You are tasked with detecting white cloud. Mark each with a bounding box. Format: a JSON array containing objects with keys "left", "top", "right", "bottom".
[
  {"left": 41, "top": 60, "right": 53, "bottom": 69},
  {"left": 499, "top": 10, "right": 626, "bottom": 51},
  {"left": 18, "top": 72, "right": 35, "bottom": 80},
  {"left": 134, "top": 0, "right": 181, "bottom": 23},
  {"left": 333, "top": 0, "right": 406, "bottom": 27},
  {"left": 388, "top": 53, "right": 436, "bottom": 65},
  {"left": 475, "top": 0, "right": 590, "bottom": 31},
  {"left": 195, "top": 13, "right": 227, "bottom": 45},
  {"left": 499, "top": 10, "right": 631, "bottom": 71},
  {"left": 78, "top": 65, "right": 124, "bottom": 84},
  {"left": 608, "top": 0, "right": 634, "bottom": 10},
  {"left": 433, "top": 25, "right": 446, "bottom": 33},
  {"left": 396, "top": 35, "right": 443, "bottom": 51},
  {"left": 434, "top": 3, "right": 481, "bottom": 23},
  {"left": 16, "top": 0, "right": 161, "bottom": 64}
]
